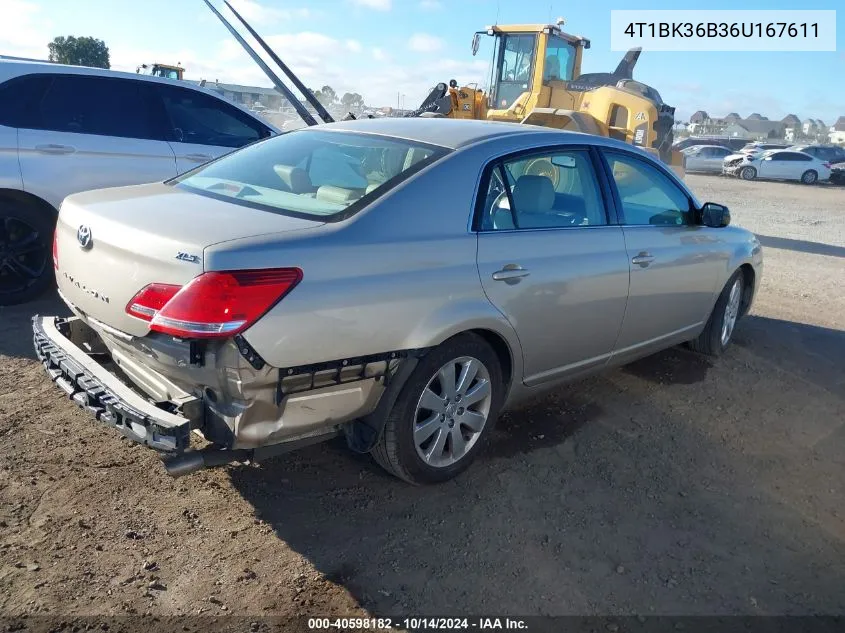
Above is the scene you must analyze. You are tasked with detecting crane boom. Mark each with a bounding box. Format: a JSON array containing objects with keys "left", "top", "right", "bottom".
[
  {"left": 222, "top": 0, "right": 335, "bottom": 124},
  {"left": 201, "top": 0, "right": 318, "bottom": 127}
]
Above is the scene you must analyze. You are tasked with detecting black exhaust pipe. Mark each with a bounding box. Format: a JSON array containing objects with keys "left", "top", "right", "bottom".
[{"left": 162, "top": 448, "right": 252, "bottom": 478}]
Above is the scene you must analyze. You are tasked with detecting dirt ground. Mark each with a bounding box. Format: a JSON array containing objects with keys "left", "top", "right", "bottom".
[{"left": 1, "top": 175, "right": 843, "bottom": 627}]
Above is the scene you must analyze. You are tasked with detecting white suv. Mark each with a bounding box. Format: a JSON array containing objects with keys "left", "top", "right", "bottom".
[{"left": 0, "top": 59, "right": 279, "bottom": 305}]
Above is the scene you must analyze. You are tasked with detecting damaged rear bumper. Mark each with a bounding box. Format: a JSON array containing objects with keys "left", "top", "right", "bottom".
[
  {"left": 32, "top": 314, "right": 424, "bottom": 476},
  {"left": 33, "top": 315, "right": 192, "bottom": 452}
]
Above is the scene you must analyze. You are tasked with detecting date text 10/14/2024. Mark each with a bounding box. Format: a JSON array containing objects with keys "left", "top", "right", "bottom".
[{"left": 308, "top": 617, "right": 528, "bottom": 630}]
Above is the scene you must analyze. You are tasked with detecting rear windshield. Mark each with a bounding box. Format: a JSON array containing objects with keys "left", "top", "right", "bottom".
[{"left": 171, "top": 129, "right": 449, "bottom": 221}]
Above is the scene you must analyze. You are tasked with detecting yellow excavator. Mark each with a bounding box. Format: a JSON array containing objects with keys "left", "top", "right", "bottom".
[
  {"left": 412, "top": 19, "right": 684, "bottom": 176},
  {"left": 203, "top": 1, "right": 683, "bottom": 176}
]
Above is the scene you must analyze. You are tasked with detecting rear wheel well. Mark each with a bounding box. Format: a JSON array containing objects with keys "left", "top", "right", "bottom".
[
  {"left": 0, "top": 189, "right": 58, "bottom": 221},
  {"left": 738, "top": 263, "right": 755, "bottom": 317},
  {"left": 467, "top": 328, "right": 513, "bottom": 393}
]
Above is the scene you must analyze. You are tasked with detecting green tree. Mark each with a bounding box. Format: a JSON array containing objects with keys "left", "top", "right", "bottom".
[
  {"left": 47, "top": 36, "right": 110, "bottom": 69},
  {"left": 341, "top": 92, "right": 365, "bottom": 111},
  {"left": 315, "top": 85, "right": 337, "bottom": 106}
]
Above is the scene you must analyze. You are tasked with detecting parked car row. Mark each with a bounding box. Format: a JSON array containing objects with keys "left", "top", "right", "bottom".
[
  {"left": 679, "top": 140, "right": 842, "bottom": 185},
  {"left": 0, "top": 58, "right": 279, "bottom": 306}
]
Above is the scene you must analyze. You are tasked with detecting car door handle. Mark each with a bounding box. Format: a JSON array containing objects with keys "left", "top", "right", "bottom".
[
  {"left": 631, "top": 252, "right": 655, "bottom": 267},
  {"left": 492, "top": 266, "right": 530, "bottom": 281},
  {"left": 184, "top": 153, "right": 213, "bottom": 162},
  {"left": 34, "top": 144, "right": 76, "bottom": 155}
]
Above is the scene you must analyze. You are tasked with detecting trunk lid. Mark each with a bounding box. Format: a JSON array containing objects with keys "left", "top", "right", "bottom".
[{"left": 55, "top": 182, "right": 323, "bottom": 337}]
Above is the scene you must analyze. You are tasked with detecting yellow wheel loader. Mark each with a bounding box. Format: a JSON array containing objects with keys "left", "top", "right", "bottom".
[{"left": 411, "top": 20, "right": 684, "bottom": 177}]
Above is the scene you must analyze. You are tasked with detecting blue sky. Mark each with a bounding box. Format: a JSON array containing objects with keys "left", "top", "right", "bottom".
[{"left": 2, "top": 0, "right": 843, "bottom": 123}]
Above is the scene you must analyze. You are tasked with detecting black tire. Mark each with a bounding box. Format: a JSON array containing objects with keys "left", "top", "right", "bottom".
[
  {"left": 0, "top": 199, "right": 56, "bottom": 306},
  {"left": 800, "top": 169, "right": 818, "bottom": 185},
  {"left": 740, "top": 166, "right": 756, "bottom": 181},
  {"left": 688, "top": 270, "right": 745, "bottom": 357},
  {"left": 372, "top": 332, "right": 504, "bottom": 485}
]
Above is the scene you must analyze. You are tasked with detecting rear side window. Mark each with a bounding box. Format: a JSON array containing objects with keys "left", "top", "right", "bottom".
[
  {"left": 156, "top": 84, "right": 270, "bottom": 148},
  {"left": 0, "top": 74, "right": 51, "bottom": 128},
  {"left": 28, "top": 74, "right": 160, "bottom": 139},
  {"left": 604, "top": 151, "right": 692, "bottom": 226},
  {"left": 770, "top": 152, "right": 810, "bottom": 162}
]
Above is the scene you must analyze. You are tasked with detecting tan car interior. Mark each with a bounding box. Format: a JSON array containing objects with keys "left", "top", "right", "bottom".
[{"left": 271, "top": 146, "right": 434, "bottom": 207}]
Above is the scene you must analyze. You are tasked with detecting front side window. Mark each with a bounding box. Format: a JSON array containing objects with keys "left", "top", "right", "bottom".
[
  {"left": 157, "top": 84, "right": 270, "bottom": 148},
  {"left": 173, "top": 130, "right": 448, "bottom": 220},
  {"left": 604, "top": 152, "right": 692, "bottom": 226},
  {"left": 28, "top": 75, "right": 158, "bottom": 140},
  {"left": 543, "top": 35, "right": 576, "bottom": 82},
  {"left": 479, "top": 149, "right": 607, "bottom": 230},
  {"left": 494, "top": 34, "right": 536, "bottom": 109}
]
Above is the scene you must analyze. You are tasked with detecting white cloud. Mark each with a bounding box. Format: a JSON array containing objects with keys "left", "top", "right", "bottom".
[
  {"left": 351, "top": 0, "right": 392, "bottom": 10},
  {"left": 408, "top": 33, "right": 444, "bottom": 53},
  {"left": 0, "top": 0, "right": 53, "bottom": 60},
  {"left": 0, "top": 2, "right": 482, "bottom": 114},
  {"left": 418, "top": 0, "right": 442, "bottom": 9},
  {"left": 226, "top": 0, "right": 311, "bottom": 22}
]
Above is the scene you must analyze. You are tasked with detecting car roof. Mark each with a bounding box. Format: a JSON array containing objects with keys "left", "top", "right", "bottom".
[
  {"left": 0, "top": 57, "right": 280, "bottom": 133},
  {"left": 306, "top": 116, "right": 629, "bottom": 151}
]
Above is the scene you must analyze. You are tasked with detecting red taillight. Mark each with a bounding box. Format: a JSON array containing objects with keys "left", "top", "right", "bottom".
[
  {"left": 126, "top": 283, "right": 181, "bottom": 321},
  {"left": 125, "top": 268, "right": 302, "bottom": 338},
  {"left": 52, "top": 230, "right": 58, "bottom": 270}
]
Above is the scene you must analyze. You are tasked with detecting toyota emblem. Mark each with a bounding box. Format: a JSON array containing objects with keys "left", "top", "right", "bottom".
[{"left": 77, "top": 225, "right": 92, "bottom": 249}]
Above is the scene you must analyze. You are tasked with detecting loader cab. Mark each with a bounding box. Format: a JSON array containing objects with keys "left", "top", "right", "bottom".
[
  {"left": 137, "top": 63, "right": 185, "bottom": 81},
  {"left": 479, "top": 24, "right": 585, "bottom": 114},
  {"left": 151, "top": 64, "right": 184, "bottom": 80}
]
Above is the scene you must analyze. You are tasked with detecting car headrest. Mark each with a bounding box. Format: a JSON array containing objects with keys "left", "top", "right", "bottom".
[
  {"left": 512, "top": 175, "right": 555, "bottom": 212},
  {"left": 316, "top": 186, "right": 362, "bottom": 205},
  {"left": 274, "top": 164, "right": 312, "bottom": 193}
]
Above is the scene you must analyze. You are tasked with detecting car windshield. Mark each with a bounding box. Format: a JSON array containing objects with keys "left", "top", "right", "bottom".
[{"left": 171, "top": 130, "right": 449, "bottom": 220}]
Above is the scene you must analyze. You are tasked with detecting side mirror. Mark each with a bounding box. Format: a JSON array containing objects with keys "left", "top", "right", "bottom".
[
  {"left": 471, "top": 33, "right": 480, "bottom": 56},
  {"left": 700, "top": 202, "right": 730, "bottom": 228}
]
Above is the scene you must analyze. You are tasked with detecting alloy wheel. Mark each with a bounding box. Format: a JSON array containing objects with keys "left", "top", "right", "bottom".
[
  {"left": 720, "top": 278, "right": 743, "bottom": 346},
  {"left": 413, "top": 356, "right": 492, "bottom": 468},
  {"left": 0, "top": 216, "right": 48, "bottom": 297}
]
